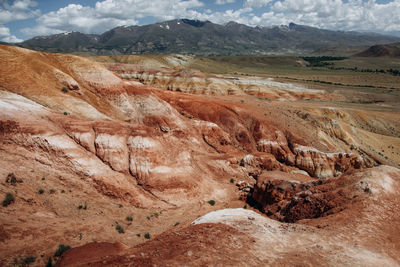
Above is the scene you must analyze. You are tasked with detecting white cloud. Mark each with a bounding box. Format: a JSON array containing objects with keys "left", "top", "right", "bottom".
[
  {"left": 215, "top": 0, "right": 235, "bottom": 5},
  {"left": 0, "top": 0, "right": 39, "bottom": 42},
  {"left": 22, "top": 0, "right": 204, "bottom": 36},
  {"left": 0, "top": 0, "right": 40, "bottom": 24},
  {"left": 244, "top": 0, "right": 272, "bottom": 8},
  {"left": 265, "top": 0, "right": 400, "bottom": 32},
  {"left": 0, "top": 25, "right": 23, "bottom": 42}
]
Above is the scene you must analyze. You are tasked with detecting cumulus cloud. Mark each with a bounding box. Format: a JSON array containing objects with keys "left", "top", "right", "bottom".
[
  {"left": 21, "top": 0, "right": 204, "bottom": 36},
  {"left": 0, "top": 0, "right": 39, "bottom": 24},
  {"left": 0, "top": 0, "right": 39, "bottom": 42},
  {"left": 215, "top": 0, "right": 235, "bottom": 5},
  {"left": 244, "top": 0, "right": 272, "bottom": 8},
  {"left": 264, "top": 0, "right": 400, "bottom": 32},
  {"left": 0, "top": 25, "right": 22, "bottom": 42}
]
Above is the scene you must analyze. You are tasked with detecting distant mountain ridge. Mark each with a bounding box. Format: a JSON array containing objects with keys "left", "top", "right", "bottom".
[{"left": 18, "top": 19, "right": 400, "bottom": 55}]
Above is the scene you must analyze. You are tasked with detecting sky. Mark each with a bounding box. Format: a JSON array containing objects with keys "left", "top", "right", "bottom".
[{"left": 1, "top": 0, "right": 400, "bottom": 42}]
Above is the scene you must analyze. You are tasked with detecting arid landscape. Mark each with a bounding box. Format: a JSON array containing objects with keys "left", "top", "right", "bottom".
[{"left": 1, "top": 39, "right": 400, "bottom": 266}]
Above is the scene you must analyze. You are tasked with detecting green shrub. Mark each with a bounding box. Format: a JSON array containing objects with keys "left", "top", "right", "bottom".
[
  {"left": 45, "top": 258, "right": 53, "bottom": 267},
  {"left": 54, "top": 244, "right": 71, "bottom": 257},
  {"left": 5, "top": 173, "right": 17, "bottom": 185},
  {"left": 61, "top": 87, "right": 69, "bottom": 93},
  {"left": 126, "top": 216, "right": 133, "bottom": 221},
  {"left": 116, "top": 224, "right": 124, "bottom": 234},
  {"left": 230, "top": 178, "right": 235, "bottom": 184},
  {"left": 38, "top": 189, "right": 44, "bottom": 194},
  {"left": 78, "top": 202, "right": 87, "bottom": 210},
  {"left": 208, "top": 200, "right": 216, "bottom": 206},
  {"left": 23, "top": 256, "right": 36, "bottom": 265},
  {"left": 174, "top": 222, "right": 180, "bottom": 226},
  {"left": 2, "top": 193, "right": 15, "bottom": 207},
  {"left": 144, "top": 233, "right": 151, "bottom": 239}
]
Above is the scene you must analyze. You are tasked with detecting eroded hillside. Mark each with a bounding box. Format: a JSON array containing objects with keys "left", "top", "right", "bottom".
[{"left": 0, "top": 45, "right": 399, "bottom": 266}]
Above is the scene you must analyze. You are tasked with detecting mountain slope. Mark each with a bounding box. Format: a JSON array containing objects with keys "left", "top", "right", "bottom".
[
  {"left": 355, "top": 42, "right": 400, "bottom": 57},
  {"left": 19, "top": 19, "right": 400, "bottom": 55}
]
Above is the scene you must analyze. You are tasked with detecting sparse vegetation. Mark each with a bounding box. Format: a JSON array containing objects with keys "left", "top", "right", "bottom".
[
  {"left": 61, "top": 87, "right": 69, "bottom": 93},
  {"left": 23, "top": 256, "right": 36, "bottom": 265},
  {"left": 126, "top": 216, "right": 133, "bottom": 221},
  {"left": 116, "top": 224, "right": 125, "bottom": 234},
  {"left": 38, "top": 189, "right": 44, "bottom": 194},
  {"left": 174, "top": 222, "right": 180, "bottom": 226},
  {"left": 5, "top": 173, "right": 17, "bottom": 185},
  {"left": 54, "top": 244, "right": 71, "bottom": 257},
  {"left": 301, "top": 56, "right": 347, "bottom": 67},
  {"left": 63, "top": 112, "right": 68, "bottom": 115},
  {"left": 230, "top": 178, "right": 235, "bottom": 183},
  {"left": 208, "top": 200, "right": 216, "bottom": 206},
  {"left": 46, "top": 258, "right": 53, "bottom": 267},
  {"left": 2, "top": 193, "right": 15, "bottom": 207},
  {"left": 144, "top": 233, "right": 151, "bottom": 239},
  {"left": 78, "top": 202, "right": 87, "bottom": 210}
]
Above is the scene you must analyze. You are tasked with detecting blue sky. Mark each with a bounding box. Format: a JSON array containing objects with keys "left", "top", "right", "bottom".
[{"left": 1, "top": 0, "right": 400, "bottom": 42}]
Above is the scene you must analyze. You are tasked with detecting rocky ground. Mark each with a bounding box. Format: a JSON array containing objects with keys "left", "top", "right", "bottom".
[{"left": 0, "top": 45, "right": 399, "bottom": 266}]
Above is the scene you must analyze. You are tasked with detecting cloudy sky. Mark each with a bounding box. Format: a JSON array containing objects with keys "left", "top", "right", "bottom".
[{"left": 1, "top": 0, "right": 400, "bottom": 42}]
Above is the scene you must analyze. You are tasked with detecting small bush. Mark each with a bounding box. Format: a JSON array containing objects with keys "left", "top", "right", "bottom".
[
  {"left": 45, "top": 258, "right": 53, "bottom": 267},
  {"left": 38, "top": 189, "right": 44, "bottom": 194},
  {"left": 208, "top": 200, "right": 216, "bottom": 206},
  {"left": 63, "top": 112, "right": 68, "bottom": 116},
  {"left": 5, "top": 173, "right": 17, "bottom": 185},
  {"left": 61, "top": 87, "right": 69, "bottom": 93},
  {"left": 78, "top": 202, "right": 87, "bottom": 210},
  {"left": 116, "top": 224, "right": 124, "bottom": 234},
  {"left": 23, "top": 256, "right": 36, "bottom": 265},
  {"left": 54, "top": 244, "right": 71, "bottom": 257},
  {"left": 2, "top": 193, "right": 15, "bottom": 207},
  {"left": 126, "top": 216, "right": 133, "bottom": 222},
  {"left": 230, "top": 178, "right": 235, "bottom": 184},
  {"left": 144, "top": 233, "right": 151, "bottom": 239},
  {"left": 174, "top": 222, "right": 180, "bottom": 226},
  {"left": 243, "top": 204, "right": 247, "bottom": 209}
]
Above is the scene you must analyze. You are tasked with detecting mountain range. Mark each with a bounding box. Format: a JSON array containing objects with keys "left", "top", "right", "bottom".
[{"left": 18, "top": 19, "right": 400, "bottom": 55}]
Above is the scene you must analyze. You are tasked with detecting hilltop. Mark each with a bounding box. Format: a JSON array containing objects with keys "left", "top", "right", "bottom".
[{"left": 356, "top": 42, "right": 400, "bottom": 57}]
